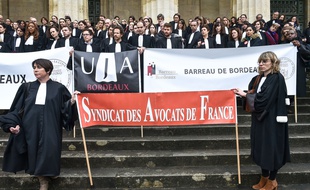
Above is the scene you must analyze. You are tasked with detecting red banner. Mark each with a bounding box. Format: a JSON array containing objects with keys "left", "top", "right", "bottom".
[{"left": 76, "top": 90, "right": 237, "bottom": 128}]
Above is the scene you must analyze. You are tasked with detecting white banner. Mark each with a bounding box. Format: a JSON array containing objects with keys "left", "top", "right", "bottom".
[
  {"left": 0, "top": 47, "right": 72, "bottom": 109},
  {"left": 144, "top": 44, "right": 297, "bottom": 95}
]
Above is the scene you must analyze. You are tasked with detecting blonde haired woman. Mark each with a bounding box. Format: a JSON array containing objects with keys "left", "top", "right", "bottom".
[{"left": 234, "top": 51, "right": 290, "bottom": 190}]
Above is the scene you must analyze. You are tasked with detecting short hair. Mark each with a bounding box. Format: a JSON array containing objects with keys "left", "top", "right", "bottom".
[
  {"left": 32, "top": 59, "right": 53, "bottom": 75},
  {"left": 113, "top": 25, "right": 124, "bottom": 35},
  {"left": 83, "top": 28, "right": 94, "bottom": 36},
  {"left": 163, "top": 22, "right": 172, "bottom": 28},
  {"left": 157, "top": 13, "right": 164, "bottom": 20},
  {"left": 65, "top": 16, "right": 71, "bottom": 21},
  {"left": 201, "top": 24, "right": 210, "bottom": 31},
  {"left": 257, "top": 51, "right": 280, "bottom": 74}
]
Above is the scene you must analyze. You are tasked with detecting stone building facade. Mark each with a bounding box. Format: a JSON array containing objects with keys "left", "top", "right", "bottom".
[{"left": 1, "top": 0, "right": 309, "bottom": 29}]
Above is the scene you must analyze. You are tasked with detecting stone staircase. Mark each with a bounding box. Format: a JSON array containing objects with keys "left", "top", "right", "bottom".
[{"left": 0, "top": 69, "right": 309, "bottom": 190}]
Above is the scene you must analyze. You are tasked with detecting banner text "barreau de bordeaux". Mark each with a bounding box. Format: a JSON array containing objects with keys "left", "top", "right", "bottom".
[{"left": 76, "top": 90, "right": 237, "bottom": 128}]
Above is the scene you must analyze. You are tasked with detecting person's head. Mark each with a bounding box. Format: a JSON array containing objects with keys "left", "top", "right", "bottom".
[
  {"left": 282, "top": 26, "right": 297, "bottom": 41},
  {"left": 163, "top": 23, "right": 172, "bottom": 38},
  {"left": 78, "top": 20, "right": 87, "bottom": 30},
  {"left": 25, "top": 21, "right": 39, "bottom": 35},
  {"left": 51, "top": 15, "right": 58, "bottom": 23},
  {"left": 157, "top": 13, "right": 164, "bottom": 24},
  {"left": 105, "top": 18, "right": 111, "bottom": 28},
  {"left": 62, "top": 26, "right": 72, "bottom": 38},
  {"left": 49, "top": 26, "right": 60, "bottom": 39},
  {"left": 190, "top": 20, "right": 198, "bottom": 32},
  {"left": 269, "top": 23, "right": 280, "bottom": 32},
  {"left": 82, "top": 28, "right": 94, "bottom": 43},
  {"left": 253, "top": 20, "right": 263, "bottom": 31},
  {"left": 108, "top": 25, "right": 114, "bottom": 37},
  {"left": 128, "top": 15, "right": 135, "bottom": 23},
  {"left": 149, "top": 23, "right": 157, "bottom": 35},
  {"left": 113, "top": 25, "right": 124, "bottom": 42},
  {"left": 99, "top": 15, "right": 106, "bottom": 21},
  {"left": 245, "top": 25, "right": 256, "bottom": 37},
  {"left": 222, "top": 17, "right": 229, "bottom": 26},
  {"left": 133, "top": 23, "right": 138, "bottom": 34},
  {"left": 59, "top": 18, "right": 66, "bottom": 27},
  {"left": 65, "top": 16, "right": 72, "bottom": 25},
  {"left": 0, "top": 23, "right": 6, "bottom": 34},
  {"left": 136, "top": 21, "right": 145, "bottom": 35},
  {"left": 96, "top": 20, "right": 105, "bottom": 29},
  {"left": 173, "top": 13, "right": 181, "bottom": 23},
  {"left": 29, "top": 17, "right": 37, "bottom": 24},
  {"left": 212, "top": 22, "right": 224, "bottom": 35},
  {"left": 16, "top": 26, "right": 25, "bottom": 37},
  {"left": 279, "top": 14, "right": 285, "bottom": 21},
  {"left": 201, "top": 24, "right": 210, "bottom": 37},
  {"left": 229, "top": 27, "right": 241, "bottom": 41},
  {"left": 272, "top": 11, "right": 279, "bottom": 20},
  {"left": 257, "top": 51, "right": 280, "bottom": 75},
  {"left": 5, "top": 18, "right": 12, "bottom": 26},
  {"left": 41, "top": 17, "right": 48, "bottom": 25},
  {"left": 32, "top": 58, "right": 53, "bottom": 76},
  {"left": 240, "top": 14, "right": 247, "bottom": 23},
  {"left": 178, "top": 19, "right": 186, "bottom": 30},
  {"left": 256, "top": 14, "right": 263, "bottom": 21}
]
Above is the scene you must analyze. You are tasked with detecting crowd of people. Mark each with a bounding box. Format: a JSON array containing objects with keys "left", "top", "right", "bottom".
[
  {"left": 0, "top": 11, "right": 309, "bottom": 96},
  {"left": 0, "top": 11, "right": 309, "bottom": 190}
]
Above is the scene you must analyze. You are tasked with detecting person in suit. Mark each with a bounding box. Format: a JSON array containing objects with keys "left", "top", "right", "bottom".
[
  {"left": 196, "top": 24, "right": 215, "bottom": 49},
  {"left": 23, "top": 21, "right": 43, "bottom": 52},
  {"left": 101, "top": 25, "right": 114, "bottom": 52},
  {"left": 11, "top": 26, "right": 25, "bottom": 52},
  {"left": 212, "top": 22, "right": 228, "bottom": 48},
  {"left": 155, "top": 13, "right": 165, "bottom": 32},
  {"left": 227, "top": 27, "right": 242, "bottom": 48},
  {"left": 0, "top": 22, "right": 12, "bottom": 51},
  {"left": 239, "top": 25, "right": 262, "bottom": 47},
  {"left": 94, "top": 20, "right": 105, "bottom": 40},
  {"left": 58, "top": 26, "right": 79, "bottom": 48},
  {"left": 105, "top": 25, "right": 136, "bottom": 52},
  {"left": 45, "top": 26, "right": 62, "bottom": 50},
  {"left": 71, "top": 20, "right": 81, "bottom": 38},
  {"left": 155, "top": 23, "right": 182, "bottom": 49},
  {"left": 172, "top": 19, "right": 187, "bottom": 47},
  {"left": 170, "top": 13, "right": 181, "bottom": 31},
  {"left": 128, "top": 21, "right": 154, "bottom": 51},
  {"left": 67, "top": 28, "right": 101, "bottom": 70},
  {"left": 185, "top": 20, "right": 202, "bottom": 48}
]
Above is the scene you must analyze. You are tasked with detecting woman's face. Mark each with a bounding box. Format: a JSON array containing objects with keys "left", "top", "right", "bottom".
[
  {"left": 258, "top": 59, "right": 272, "bottom": 74},
  {"left": 50, "top": 28, "right": 59, "bottom": 39},
  {"left": 254, "top": 22, "right": 261, "bottom": 31},
  {"left": 215, "top": 25, "right": 221, "bottom": 33},
  {"left": 33, "top": 63, "right": 49, "bottom": 80},
  {"left": 231, "top": 30, "right": 238, "bottom": 39},
  {"left": 246, "top": 27, "right": 254, "bottom": 37},
  {"left": 178, "top": 21, "right": 183, "bottom": 29},
  {"left": 27, "top": 23, "right": 35, "bottom": 34},
  {"left": 150, "top": 25, "right": 156, "bottom": 33},
  {"left": 291, "top": 17, "right": 297, "bottom": 23}
]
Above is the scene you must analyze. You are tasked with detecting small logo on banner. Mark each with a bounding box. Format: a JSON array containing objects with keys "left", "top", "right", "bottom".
[
  {"left": 279, "top": 57, "right": 295, "bottom": 80},
  {"left": 147, "top": 62, "right": 156, "bottom": 76},
  {"left": 50, "top": 59, "right": 72, "bottom": 88}
]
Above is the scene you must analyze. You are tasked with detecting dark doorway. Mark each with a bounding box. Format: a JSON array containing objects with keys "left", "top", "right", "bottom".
[
  {"left": 270, "top": 0, "right": 305, "bottom": 30},
  {"left": 88, "top": 0, "right": 101, "bottom": 25}
]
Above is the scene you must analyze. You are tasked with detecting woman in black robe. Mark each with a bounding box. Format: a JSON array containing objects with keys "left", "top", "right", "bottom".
[
  {"left": 234, "top": 51, "right": 290, "bottom": 190},
  {"left": 0, "top": 59, "right": 78, "bottom": 190}
]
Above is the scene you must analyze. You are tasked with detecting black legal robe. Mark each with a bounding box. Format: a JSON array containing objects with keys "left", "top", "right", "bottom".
[
  {"left": 249, "top": 73, "right": 290, "bottom": 171},
  {"left": 0, "top": 80, "right": 75, "bottom": 175}
]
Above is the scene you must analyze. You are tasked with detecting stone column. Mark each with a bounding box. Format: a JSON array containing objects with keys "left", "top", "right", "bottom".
[
  {"left": 232, "top": 0, "right": 270, "bottom": 23},
  {"left": 49, "top": 0, "right": 88, "bottom": 21},
  {"left": 141, "top": 0, "right": 178, "bottom": 23}
]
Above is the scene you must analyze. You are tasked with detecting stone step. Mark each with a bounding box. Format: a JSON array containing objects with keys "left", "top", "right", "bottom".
[
  {"left": 0, "top": 163, "right": 309, "bottom": 189},
  {"left": 1, "top": 133, "right": 309, "bottom": 152},
  {"left": 68, "top": 123, "right": 310, "bottom": 138},
  {"left": 1, "top": 147, "right": 308, "bottom": 169}
]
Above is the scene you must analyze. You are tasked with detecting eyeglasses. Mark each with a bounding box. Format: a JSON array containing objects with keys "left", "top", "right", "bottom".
[{"left": 82, "top": 33, "right": 90, "bottom": 36}]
